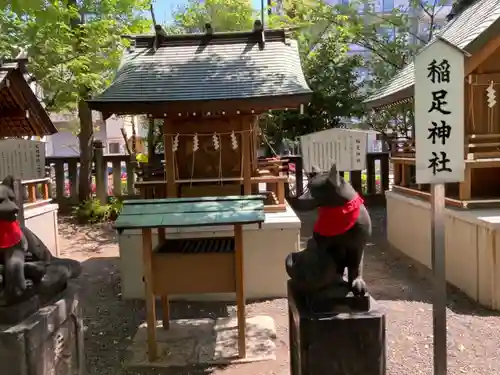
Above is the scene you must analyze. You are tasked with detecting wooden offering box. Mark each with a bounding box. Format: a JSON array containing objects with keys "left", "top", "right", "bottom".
[
  {"left": 113, "top": 196, "right": 266, "bottom": 362},
  {"left": 152, "top": 237, "right": 236, "bottom": 295}
]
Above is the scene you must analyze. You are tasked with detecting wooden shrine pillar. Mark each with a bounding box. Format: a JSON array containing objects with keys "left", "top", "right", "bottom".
[
  {"left": 163, "top": 119, "right": 177, "bottom": 198},
  {"left": 241, "top": 117, "right": 252, "bottom": 195},
  {"left": 459, "top": 164, "right": 472, "bottom": 200}
]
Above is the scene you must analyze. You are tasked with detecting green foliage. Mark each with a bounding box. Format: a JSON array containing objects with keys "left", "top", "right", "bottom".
[
  {"left": 73, "top": 197, "right": 124, "bottom": 224},
  {"left": 164, "top": 0, "right": 313, "bottom": 33},
  {"left": 10, "top": 0, "right": 152, "bottom": 112},
  {"left": 261, "top": 32, "right": 366, "bottom": 144},
  {"left": 170, "top": 0, "right": 255, "bottom": 32},
  {"left": 162, "top": 0, "right": 366, "bottom": 144},
  {"left": 1, "top": 0, "right": 152, "bottom": 201},
  {"left": 310, "top": 0, "right": 452, "bottom": 138}
]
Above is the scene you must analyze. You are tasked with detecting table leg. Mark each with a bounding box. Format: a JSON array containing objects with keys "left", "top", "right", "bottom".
[
  {"left": 142, "top": 228, "right": 158, "bottom": 361},
  {"left": 157, "top": 228, "right": 170, "bottom": 330},
  {"left": 234, "top": 224, "right": 246, "bottom": 358}
]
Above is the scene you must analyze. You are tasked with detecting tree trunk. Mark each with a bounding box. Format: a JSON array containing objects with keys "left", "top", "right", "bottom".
[{"left": 77, "top": 98, "right": 94, "bottom": 201}]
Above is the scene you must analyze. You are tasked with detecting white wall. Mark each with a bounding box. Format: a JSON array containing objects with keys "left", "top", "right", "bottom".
[
  {"left": 45, "top": 116, "right": 128, "bottom": 157},
  {"left": 45, "top": 123, "right": 108, "bottom": 157}
]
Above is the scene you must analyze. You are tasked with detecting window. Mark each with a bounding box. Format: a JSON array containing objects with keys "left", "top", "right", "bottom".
[
  {"left": 382, "top": 0, "right": 394, "bottom": 12},
  {"left": 108, "top": 142, "right": 120, "bottom": 154}
]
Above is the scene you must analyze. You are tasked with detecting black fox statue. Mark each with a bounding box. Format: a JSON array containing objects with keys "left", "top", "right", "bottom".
[
  {"left": 0, "top": 175, "right": 82, "bottom": 306},
  {"left": 286, "top": 164, "right": 371, "bottom": 299}
]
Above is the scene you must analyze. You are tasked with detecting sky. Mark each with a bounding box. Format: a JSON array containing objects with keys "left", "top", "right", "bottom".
[{"left": 153, "top": 0, "right": 263, "bottom": 24}]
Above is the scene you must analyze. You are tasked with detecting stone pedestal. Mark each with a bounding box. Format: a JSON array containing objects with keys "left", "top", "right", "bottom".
[
  {"left": 288, "top": 281, "right": 386, "bottom": 375},
  {"left": 0, "top": 283, "right": 84, "bottom": 375}
]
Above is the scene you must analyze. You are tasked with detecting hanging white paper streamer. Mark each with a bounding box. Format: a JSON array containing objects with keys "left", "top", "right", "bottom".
[
  {"left": 487, "top": 81, "right": 496, "bottom": 108},
  {"left": 172, "top": 133, "right": 179, "bottom": 152},
  {"left": 193, "top": 134, "right": 199, "bottom": 152},
  {"left": 300, "top": 104, "right": 304, "bottom": 115},
  {"left": 212, "top": 133, "right": 220, "bottom": 150},
  {"left": 230, "top": 131, "right": 238, "bottom": 150}
]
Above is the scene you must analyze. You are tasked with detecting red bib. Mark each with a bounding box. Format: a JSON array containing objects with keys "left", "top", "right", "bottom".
[
  {"left": 313, "top": 195, "right": 363, "bottom": 237},
  {"left": 0, "top": 220, "right": 22, "bottom": 248}
]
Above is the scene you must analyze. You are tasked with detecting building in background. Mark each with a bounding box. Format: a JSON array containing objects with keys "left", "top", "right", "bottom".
[
  {"left": 44, "top": 113, "right": 147, "bottom": 157},
  {"left": 337, "top": 0, "right": 453, "bottom": 57}
]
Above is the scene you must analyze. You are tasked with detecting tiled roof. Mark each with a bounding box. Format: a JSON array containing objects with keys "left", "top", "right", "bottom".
[
  {"left": 88, "top": 29, "right": 311, "bottom": 110},
  {"left": 0, "top": 59, "right": 57, "bottom": 137},
  {"left": 364, "top": 0, "right": 500, "bottom": 109}
]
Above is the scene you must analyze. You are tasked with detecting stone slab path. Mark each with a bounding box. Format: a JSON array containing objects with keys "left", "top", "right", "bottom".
[{"left": 126, "top": 316, "right": 276, "bottom": 368}]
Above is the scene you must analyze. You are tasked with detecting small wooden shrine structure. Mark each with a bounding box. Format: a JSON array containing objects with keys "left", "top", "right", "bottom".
[
  {"left": 0, "top": 58, "right": 57, "bottom": 207},
  {"left": 88, "top": 23, "right": 311, "bottom": 362},
  {"left": 364, "top": 0, "right": 500, "bottom": 209},
  {"left": 88, "top": 23, "right": 312, "bottom": 211}
]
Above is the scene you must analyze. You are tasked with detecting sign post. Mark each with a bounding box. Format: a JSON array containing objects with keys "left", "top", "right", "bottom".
[{"left": 414, "top": 36, "right": 468, "bottom": 375}]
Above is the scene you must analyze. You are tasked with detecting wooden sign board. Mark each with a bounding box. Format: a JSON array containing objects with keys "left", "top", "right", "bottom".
[
  {"left": 0, "top": 139, "right": 46, "bottom": 180},
  {"left": 415, "top": 37, "right": 466, "bottom": 184},
  {"left": 300, "top": 128, "right": 370, "bottom": 173}
]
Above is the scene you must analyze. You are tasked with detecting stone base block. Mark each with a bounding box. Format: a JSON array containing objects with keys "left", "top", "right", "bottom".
[
  {"left": 288, "top": 280, "right": 386, "bottom": 375},
  {"left": 0, "top": 283, "right": 84, "bottom": 375}
]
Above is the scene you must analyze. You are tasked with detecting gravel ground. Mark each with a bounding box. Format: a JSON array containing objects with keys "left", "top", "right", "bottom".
[{"left": 57, "top": 206, "right": 500, "bottom": 375}]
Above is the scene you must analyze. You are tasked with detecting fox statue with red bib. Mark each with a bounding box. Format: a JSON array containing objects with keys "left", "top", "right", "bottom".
[{"left": 286, "top": 163, "right": 371, "bottom": 299}]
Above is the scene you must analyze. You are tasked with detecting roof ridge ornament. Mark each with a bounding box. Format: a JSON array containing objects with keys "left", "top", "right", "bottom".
[
  {"left": 253, "top": 20, "right": 265, "bottom": 50},
  {"left": 205, "top": 23, "right": 213, "bottom": 35},
  {"left": 153, "top": 24, "right": 167, "bottom": 52}
]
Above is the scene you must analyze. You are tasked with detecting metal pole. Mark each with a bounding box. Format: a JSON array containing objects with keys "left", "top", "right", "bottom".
[
  {"left": 261, "top": 0, "right": 265, "bottom": 27},
  {"left": 431, "top": 183, "right": 447, "bottom": 375}
]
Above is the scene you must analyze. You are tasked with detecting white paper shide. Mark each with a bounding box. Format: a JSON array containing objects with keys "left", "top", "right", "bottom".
[{"left": 415, "top": 37, "right": 465, "bottom": 184}]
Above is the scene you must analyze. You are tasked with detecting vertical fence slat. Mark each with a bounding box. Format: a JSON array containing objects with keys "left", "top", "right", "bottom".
[
  {"left": 94, "top": 141, "right": 107, "bottom": 205},
  {"left": 380, "top": 153, "right": 390, "bottom": 193},
  {"left": 350, "top": 171, "right": 362, "bottom": 194},
  {"left": 54, "top": 161, "right": 65, "bottom": 204},
  {"left": 112, "top": 159, "right": 122, "bottom": 197},
  {"left": 366, "top": 155, "right": 375, "bottom": 195},
  {"left": 126, "top": 160, "right": 135, "bottom": 196},
  {"left": 294, "top": 156, "right": 304, "bottom": 198},
  {"left": 68, "top": 159, "right": 79, "bottom": 204}
]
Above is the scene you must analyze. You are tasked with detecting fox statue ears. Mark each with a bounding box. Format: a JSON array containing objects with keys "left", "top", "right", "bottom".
[
  {"left": 1, "top": 175, "right": 14, "bottom": 190},
  {"left": 327, "top": 164, "right": 342, "bottom": 187}
]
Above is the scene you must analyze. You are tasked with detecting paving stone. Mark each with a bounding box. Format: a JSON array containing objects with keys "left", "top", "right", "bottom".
[
  {"left": 134, "top": 318, "right": 215, "bottom": 342},
  {"left": 125, "top": 315, "right": 276, "bottom": 368}
]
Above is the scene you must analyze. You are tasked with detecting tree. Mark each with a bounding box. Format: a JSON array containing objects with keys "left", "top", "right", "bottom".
[
  {"left": 161, "top": 0, "right": 365, "bottom": 153},
  {"left": 164, "top": 0, "right": 312, "bottom": 33},
  {"left": 262, "top": 32, "right": 365, "bottom": 148},
  {"left": 309, "top": 0, "right": 453, "bottom": 139},
  {"left": 3, "top": 0, "right": 151, "bottom": 200}
]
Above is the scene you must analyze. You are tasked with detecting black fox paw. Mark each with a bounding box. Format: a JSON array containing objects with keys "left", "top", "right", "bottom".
[{"left": 351, "top": 277, "right": 367, "bottom": 296}]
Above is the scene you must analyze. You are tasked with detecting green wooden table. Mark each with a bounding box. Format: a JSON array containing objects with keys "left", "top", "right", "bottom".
[{"left": 114, "top": 195, "right": 266, "bottom": 362}]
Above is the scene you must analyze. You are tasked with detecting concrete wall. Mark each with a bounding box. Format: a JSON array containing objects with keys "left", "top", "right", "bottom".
[
  {"left": 118, "top": 205, "right": 302, "bottom": 301},
  {"left": 386, "top": 191, "right": 500, "bottom": 309},
  {"left": 25, "top": 203, "right": 60, "bottom": 257}
]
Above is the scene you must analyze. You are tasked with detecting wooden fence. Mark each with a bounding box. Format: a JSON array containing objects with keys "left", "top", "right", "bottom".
[{"left": 45, "top": 141, "right": 390, "bottom": 207}]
